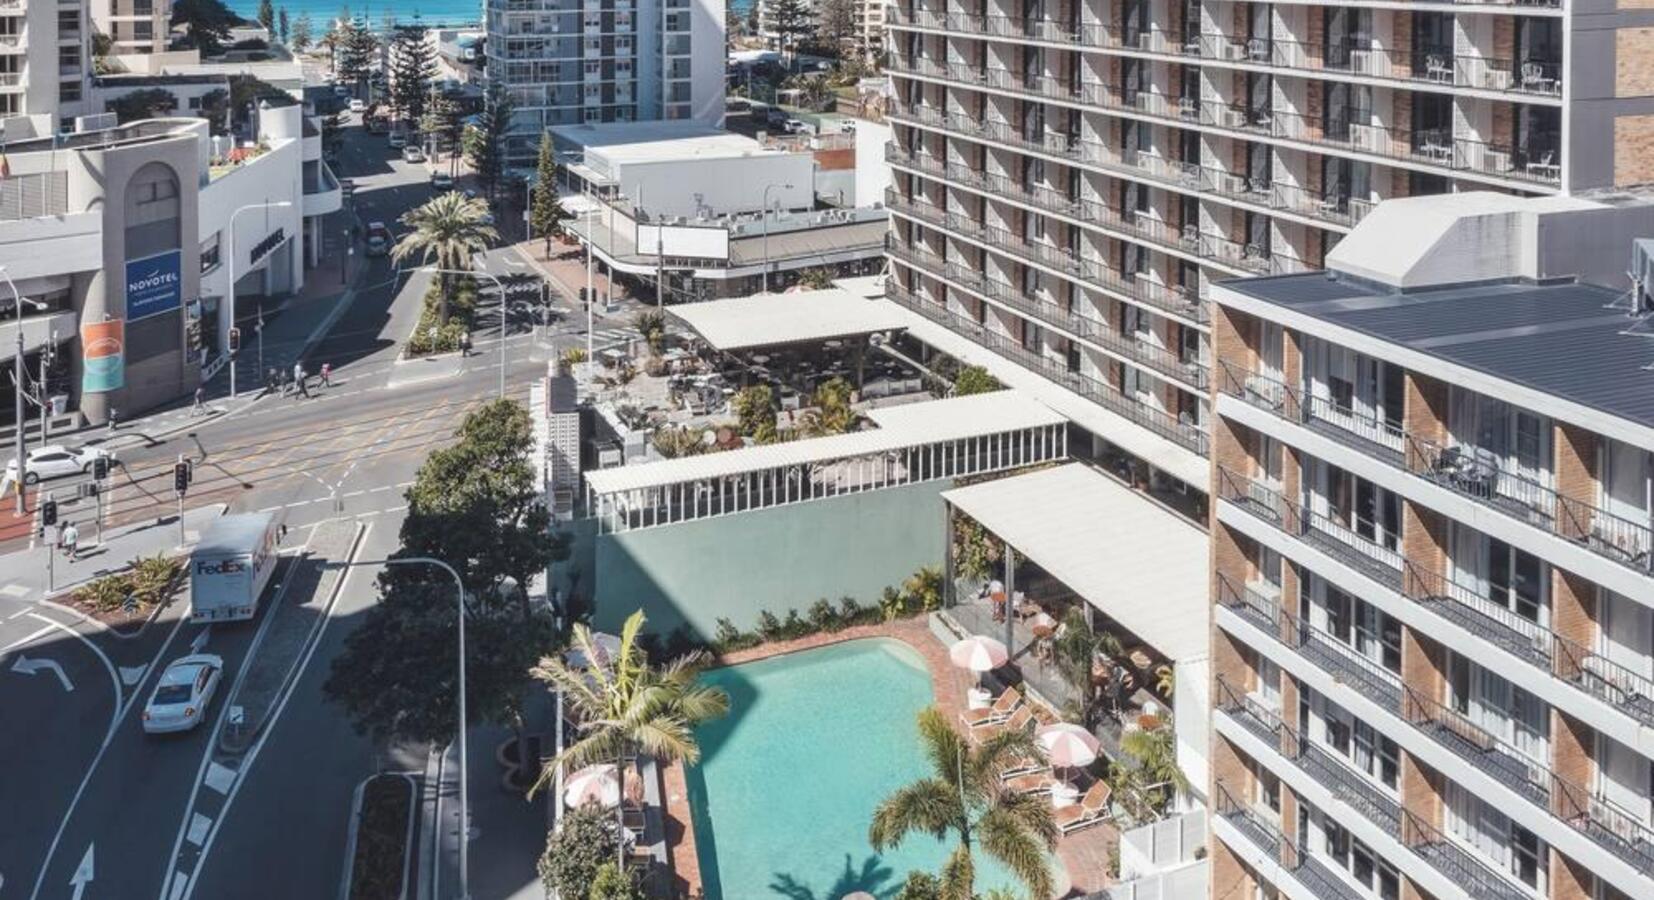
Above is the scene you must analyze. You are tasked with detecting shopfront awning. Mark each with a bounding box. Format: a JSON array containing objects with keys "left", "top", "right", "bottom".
[
  {"left": 942, "top": 463, "right": 1209, "bottom": 662},
  {"left": 666, "top": 287, "right": 910, "bottom": 352}
]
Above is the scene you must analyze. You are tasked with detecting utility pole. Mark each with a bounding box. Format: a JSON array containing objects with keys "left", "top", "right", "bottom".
[{"left": 256, "top": 305, "right": 265, "bottom": 377}]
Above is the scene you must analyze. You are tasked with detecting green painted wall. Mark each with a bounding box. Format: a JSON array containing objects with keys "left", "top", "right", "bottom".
[{"left": 592, "top": 481, "right": 948, "bottom": 640}]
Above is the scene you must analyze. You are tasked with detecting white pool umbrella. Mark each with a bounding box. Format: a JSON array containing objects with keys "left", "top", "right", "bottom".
[
  {"left": 949, "top": 635, "right": 1009, "bottom": 672},
  {"left": 563, "top": 631, "right": 623, "bottom": 670},
  {"left": 1038, "top": 722, "right": 1101, "bottom": 768},
  {"left": 563, "top": 764, "right": 620, "bottom": 809}
]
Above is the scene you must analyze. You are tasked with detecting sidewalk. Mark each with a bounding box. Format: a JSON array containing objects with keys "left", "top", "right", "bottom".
[
  {"left": 0, "top": 502, "right": 227, "bottom": 604},
  {"left": 423, "top": 711, "right": 552, "bottom": 900}
]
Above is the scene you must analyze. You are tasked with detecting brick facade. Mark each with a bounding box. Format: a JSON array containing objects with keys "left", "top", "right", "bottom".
[
  {"left": 1404, "top": 371, "right": 1450, "bottom": 469},
  {"left": 1550, "top": 848, "right": 1595, "bottom": 900},
  {"left": 1615, "top": 29, "right": 1654, "bottom": 98},
  {"left": 1555, "top": 422, "right": 1600, "bottom": 540}
]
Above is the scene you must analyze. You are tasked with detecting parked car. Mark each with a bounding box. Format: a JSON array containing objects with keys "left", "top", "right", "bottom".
[
  {"left": 430, "top": 170, "right": 453, "bottom": 189},
  {"left": 348, "top": 98, "right": 365, "bottom": 113},
  {"left": 142, "top": 654, "right": 224, "bottom": 734},
  {"left": 365, "top": 221, "right": 391, "bottom": 256},
  {"left": 387, "top": 131, "right": 407, "bottom": 148},
  {"left": 3, "top": 444, "right": 113, "bottom": 485},
  {"left": 784, "top": 118, "right": 808, "bottom": 134},
  {"left": 402, "top": 145, "right": 425, "bottom": 163}
]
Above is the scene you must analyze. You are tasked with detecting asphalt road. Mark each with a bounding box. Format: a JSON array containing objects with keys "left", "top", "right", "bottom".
[{"left": 0, "top": 111, "right": 586, "bottom": 900}]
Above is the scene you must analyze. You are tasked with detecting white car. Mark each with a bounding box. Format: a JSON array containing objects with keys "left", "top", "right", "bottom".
[
  {"left": 4, "top": 444, "right": 112, "bottom": 485},
  {"left": 349, "top": 98, "right": 365, "bottom": 113},
  {"left": 431, "top": 171, "right": 453, "bottom": 189},
  {"left": 387, "top": 131, "right": 407, "bottom": 149},
  {"left": 402, "top": 145, "right": 425, "bottom": 163},
  {"left": 142, "top": 654, "right": 225, "bottom": 734}
]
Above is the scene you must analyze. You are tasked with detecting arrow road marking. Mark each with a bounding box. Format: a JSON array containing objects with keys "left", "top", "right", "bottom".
[
  {"left": 68, "top": 845, "right": 92, "bottom": 900},
  {"left": 119, "top": 664, "right": 149, "bottom": 686},
  {"left": 190, "top": 626, "right": 211, "bottom": 654},
  {"left": 11, "top": 655, "right": 73, "bottom": 692}
]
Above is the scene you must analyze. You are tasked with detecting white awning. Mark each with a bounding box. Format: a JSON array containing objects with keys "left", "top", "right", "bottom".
[
  {"left": 666, "top": 288, "right": 910, "bottom": 352},
  {"left": 584, "top": 390, "right": 1066, "bottom": 496},
  {"left": 942, "top": 463, "right": 1209, "bottom": 662}
]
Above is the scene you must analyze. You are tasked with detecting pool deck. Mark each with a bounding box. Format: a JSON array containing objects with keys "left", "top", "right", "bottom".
[{"left": 662, "top": 615, "right": 1117, "bottom": 898}]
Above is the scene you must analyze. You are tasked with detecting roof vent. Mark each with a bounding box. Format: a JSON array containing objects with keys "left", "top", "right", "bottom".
[{"left": 1633, "top": 238, "right": 1654, "bottom": 316}]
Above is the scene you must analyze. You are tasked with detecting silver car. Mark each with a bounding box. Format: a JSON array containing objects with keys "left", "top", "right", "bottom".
[{"left": 142, "top": 654, "right": 225, "bottom": 734}]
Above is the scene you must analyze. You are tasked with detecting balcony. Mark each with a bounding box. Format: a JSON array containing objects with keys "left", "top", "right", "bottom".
[
  {"left": 1215, "top": 573, "right": 1402, "bottom": 711},
  {"left": 1217, "top": 361, "right": 1653, "bottom": 579},
  {"left": 1216, "top": 467, "right": 1404, "bottom": 589},
  {"left": 1401, "top": 684, "right": 1654, "bottom": 876},
  {"left": 1212, "top": 782, "right": 1366, "bottom": 900},
  {"left": 885, "top": 280, "right": 1210, "bottom": 454},
  {"left": 884, "top": 233, "right": 1208, "bottom": 389}
]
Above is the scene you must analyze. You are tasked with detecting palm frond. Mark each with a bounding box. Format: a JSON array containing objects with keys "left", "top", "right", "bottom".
[
  {"left": 971, "top": 727, "right": 1042, "bottom": 791},
  {"left": 994, "top": 789, "right": 1061, "bottom": 849},
  {"left": 526, "top": 728, "right": 626, "bottom": 798},
  {"left": 868, "top": 779, "right": 961, "bottom": 851},
  {"left": 937, "top": 843, "right": 976, "bottom": 900},
  {"left": 915, "top": 707, "right": 968, "bottom": 790},
  {"left": 977, "top": 804, "right": 1056, "bottom": 899},
  {"left": 529, "top": 653, "right": 605, "bottom": 717}
]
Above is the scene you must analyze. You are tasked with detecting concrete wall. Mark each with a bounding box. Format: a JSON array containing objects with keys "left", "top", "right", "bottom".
[
  {"left": 614, "top": 153, "right": 814, "bottom": 219},
  {"left": 1566, "top": 0, "right": 1654, "bottom": 190},
  {"left": 854, "top": 119, "right": 893, "bottom": 209},
  {"left": 591, "top": 480, "right": 948, "bottom": 640}
]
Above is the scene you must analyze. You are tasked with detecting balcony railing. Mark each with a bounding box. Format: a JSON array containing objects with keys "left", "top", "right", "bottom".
[
  {"left": 1402, "top": 562, "right": 1654, "bottom": 729},
  {"left": 885, "top": 281, "right": 1210, "bottom": 454},
  {"left": 1213, "top": 782, "right": 1366, "bottom": 900},
  {"left": 1216, "top": 361, "right": 1404, "bottom": 463},
  {"left": 1397, "top": 806, "right": 1531, "bottom": 900},
  {"left": 1216, "top": 467, "right": 1404, "bottom": 588},
  {"left": 1405, "top": 434, "right": 1557, "bottom": 528},
  {"left": 1400, "top": 683, "right": 1654, "bottom": 874}
]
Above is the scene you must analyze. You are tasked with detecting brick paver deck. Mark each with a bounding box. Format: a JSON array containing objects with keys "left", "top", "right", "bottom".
[{"left": 663, "top": 615, "right": 1116, "bottom": 898}]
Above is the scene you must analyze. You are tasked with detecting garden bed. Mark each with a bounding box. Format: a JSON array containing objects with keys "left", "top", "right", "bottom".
[
  {"left": 57, "top": 554, "right": 184, "bottom": 635},
  {"left": 346, "top": 774, "right": 415, "bottom": 900},
  {"left": 405, "top": 276, "right": 477, "bottom": 357}
]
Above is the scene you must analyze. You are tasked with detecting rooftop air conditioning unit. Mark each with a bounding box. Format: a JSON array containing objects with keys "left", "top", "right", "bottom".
[{"left": 1633, "top": 238, "right": 1654, "bottom": 315}]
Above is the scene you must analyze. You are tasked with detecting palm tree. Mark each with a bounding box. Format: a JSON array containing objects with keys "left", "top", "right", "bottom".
[
  {"left": 392, "top": 191, "right": 498, "bottom": 323},
  {"left": 529, "top": 610, "right": 730, "bottom": 868},
  {"left": 1112, "top": 723, "right": 1188, "bottom": 825},
  {"left": 870, "top": 708, "right": 1058, "bottom": 900}
]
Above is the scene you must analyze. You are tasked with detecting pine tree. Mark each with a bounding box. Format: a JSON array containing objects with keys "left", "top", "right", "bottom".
[
  {"left": 530, "top": 133, "right": 572, "bottom": 254},
  {"left": 336, "top": 18, "right": 378, "bottom": 93},
  {"left": 767, "top": 0, "right": 813, "bottom": 67},
  {"left": 421, "top": 92, "right": 461, "bottom": 173},
  {"left": 291, "top": 13, "right": 311, "bottom": 51},
  {"left": 465, "top": 83, "right": 514, "bottom": 200},
  {"left": 277, "top": 7, "right": 289, "bottom": 44},
  {"left": 389, "top": 25, "right": 436, "bottom": 124},
  {"left": 256, "top": 0, "right": 275, "bottom": 38}
]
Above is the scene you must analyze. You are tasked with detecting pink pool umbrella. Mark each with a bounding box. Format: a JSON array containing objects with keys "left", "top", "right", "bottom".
[
  {"left": 563, "top": 763, "right": 621, "bottom": 809},
  {"left": 949, "top": 635, "right": 1009, "bottom": 675},
  {"left": 1038, "top": 722, "right": 1102, "bottom": 769}
]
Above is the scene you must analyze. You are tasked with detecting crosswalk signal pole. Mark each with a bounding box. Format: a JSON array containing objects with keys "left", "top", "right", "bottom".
[
  {"left": 41, "top": 493, "right": 56, "bottom": 593},
  {"left": 174, "top": 455, "right": 190, "bottom": 545}
]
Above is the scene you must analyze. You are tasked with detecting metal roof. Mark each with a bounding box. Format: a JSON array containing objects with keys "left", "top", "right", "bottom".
[
  {"left": 942, "top": 464, "right": 1210, "bottom": 662},
  {"left": 1222, "top": 273, "right": 1654, "bottom": 429},
  {"left": 191, "top": 512, "right": 275, "bottom": 558},
  {"left": 584, "top": 390, "right": 1066, "bottom": 495},
  {"left": 666, "top": 287, "right": 911, "bottom": 351},
  {"left": 724, "top": 220, "right": 889, "bottom": 267}
]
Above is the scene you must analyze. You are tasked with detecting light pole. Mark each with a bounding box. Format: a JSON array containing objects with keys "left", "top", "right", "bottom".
[
  {"left": 0, "top": 267, "right": 46, "bottom": 515},
  {"left": 226, "top": 201, "right": 294, "bottom": 399},
  {"left": 761, "top": 182, "right": 795, "bottom": 294},
  {"left": 421, "top": 266, "right": 506, "bottom": 399},
  {"left": 578, "top": 207, "right": 602, "bottom": 367}
]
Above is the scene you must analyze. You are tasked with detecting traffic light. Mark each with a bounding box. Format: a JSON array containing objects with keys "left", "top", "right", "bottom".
[
  {"left": 173, "top": 460, "right": 191, "bottom": 494},
  {"left": 578, "top": 286, "right": 589, "bottom": 307},
  {"left": 228, "top": 327, "right": 241, "bottom": 354},
  {"left": 91, "top": 455, "right": 109, "bottom": 481},
  {"left": 40, "top": 497, "right": 57, "bottom": 527}
]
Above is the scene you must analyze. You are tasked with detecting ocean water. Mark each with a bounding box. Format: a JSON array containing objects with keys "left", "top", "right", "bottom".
[
  {"left": 229, "top": 0, "right": 752, "bottom": 28},
  {"left": 686, "top": 639, "right": 1033, "bottom": 900}
]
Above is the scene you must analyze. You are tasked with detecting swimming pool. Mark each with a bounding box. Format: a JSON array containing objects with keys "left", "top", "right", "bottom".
[{"left": 686, "top": 639, "right": 1024, "bottom": 899}]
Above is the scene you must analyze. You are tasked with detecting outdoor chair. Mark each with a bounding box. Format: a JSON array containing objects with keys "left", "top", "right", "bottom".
[
  {"left": 1054, "top": 781, "right": 1113, "bottom": 833},
  {"left": 1005, "top": 768, "right": 1061, "bottom": 796},
  {"left": 971, "top": 704, "right": 1036, "bottom": 743},
  {"left": 961, "top": 686, "right": 1023, "bottom": 729}
]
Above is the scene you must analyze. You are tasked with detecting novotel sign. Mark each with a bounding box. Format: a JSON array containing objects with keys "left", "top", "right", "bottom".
[
  {"left": 125, "top": 250, "right": 183, "bottom": 322},
  {"left": 249, "top": 228, "right": 286, "bottom": 267}
]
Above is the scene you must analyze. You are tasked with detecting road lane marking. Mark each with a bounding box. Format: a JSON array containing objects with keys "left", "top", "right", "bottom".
[
  {"left": 1, "top": 623, "right": 56, "bottom": 655},
  {"left": 185, "top": 814, "right": 211, "bottom": 847},
  {"left": 10, "top": 655, "right": 74, "bottom": 692},
  {"left": 203, "top": 763, "right": 236, "bottom": 796},
  {"left": 1, "top": 583, "right": 28, "bottom": 597},
  {"left": 119, "top": 665, "right": 148, "bottom": 687}
]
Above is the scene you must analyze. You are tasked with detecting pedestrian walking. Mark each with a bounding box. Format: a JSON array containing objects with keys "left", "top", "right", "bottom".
[
  {"left": 106, "top": 408, "right": 118, "bottom": 434},
  {"left": 60, "top": 522, "right": 79, "bottom": 561},
  {"left": 191, "top": 386, "right": 206, "bottom": 416},
  {"left": 459, "top": 332, "right": 471, "bottom": 357},
  {"left": 266, "top": 368, "right": 278, "bottom": 394},
  {"left": 320, "top": 362, "right": 332, "bottom": 388},
  {"left": 293, "top": 362, "right": 310, "bottom": 398}
]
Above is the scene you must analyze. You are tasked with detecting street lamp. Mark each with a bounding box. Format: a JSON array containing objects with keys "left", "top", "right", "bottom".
[
  {"left": 0, "top": 267, "right": 47, "bottom": 515},
  {"left": 761, "top": 182, "right": 795, "bottom": 294},
  {"left": 421, "top": 266, "right": 506, "bottom": 399},
  {"left": 577, "top": 207, "right": 603, "bottom": 370},
  {"left": 226, "top": 201, "right": 294, "bottom": 399}
]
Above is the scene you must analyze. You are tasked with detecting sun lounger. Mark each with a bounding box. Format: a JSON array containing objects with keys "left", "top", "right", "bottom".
[
  {"left": 972, "top": 704, "right": 1035, "bottom": 742},
  {"left": 997, "top": 753, "right": 1046, "bottom": 779},
  {"left": 960, "top": 686, "right": 1023, "bottom": 729},
  {"left": 1005, "top": 769, "right": 1060, "bottom": 795},
  {"left": 1054, "top": 781, "right": 1112, "bottom": 833}
]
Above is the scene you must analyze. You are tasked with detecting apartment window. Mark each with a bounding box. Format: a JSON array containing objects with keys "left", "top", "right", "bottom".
[
  {"left": 1411, "top": 92, "right": 1452, "bottom": 150},
  {"left": 1448, "top": 655, "right": 1550, "bottom": 765},
  {"left": 1025, "top": 212, "right": 1046, "bottom": 241},
  {"left": 1446, "top": 784, "right": 1549, "bottom": 892},
  {"left": 1412, "top": 12, "right": 1455, "bottom": 74},
  {"left": 200, "top": 233, "right": 221, "bottom": 273},
  {"left": 1449, "top": 388, "right": 1552, "bottom": 487},
  {"left": 59, "top": 82, "right": 81, "bottom": 102}
]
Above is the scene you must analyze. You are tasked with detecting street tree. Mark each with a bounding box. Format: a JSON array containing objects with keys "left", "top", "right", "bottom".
[
  {"left": 171, "top": 0, "right": 237, "bottom": 55},
  {"left": 335, "top": 18, "right": 378, "bottom": 91},
  {"left": 767, "top": 0, "right": 814, "bottom": 67},
  {"left": 278, "top": 8, "right": 289, "bottom": 44},
  {"left": 197, "top": 88, "right": 231, "bottom": 134},
  {"left": 109, "top": 88, "right": 178, "bottom": 123},
  {"left": 465, "top": 83, "right": 514, "bottom": 200},
  {"left": 389, "top": 24, "right": 436, "bottom": 124},
  {"left": 870, "top": 708, "right": 1058, "bottom": 900},
  {"left": 324, "top": 399, "right": 564, "bottom": 745},
  {"left": 529, "top": 612, "right": 731, "bottom": 867},
  {"left": 257, "top": 0, "right": 275, "bottom": 38},
  {"left": 291, "top": 13, "right": 312, "bottom": 51},
  {"left": 815, "top": 0, "right": 858, "bottom": 56},
  {"left": 392, "top": 192, "right": 498, "bottom": 323},
  {"left": 530, "top": 133, "right": 571, "bottom": 254},
  {"left": 420, "top": 92, "right": 461, "bottom": 171}
]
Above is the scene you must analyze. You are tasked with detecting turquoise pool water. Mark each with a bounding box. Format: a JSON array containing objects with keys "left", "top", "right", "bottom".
[{"left": 687, "top": 639, "right": 1025, "bottom": 899}]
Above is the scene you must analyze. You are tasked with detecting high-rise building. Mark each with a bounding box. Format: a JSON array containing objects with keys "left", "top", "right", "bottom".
[
  {"left": 90, "top": 0, "right": 171, "bottom": 57},
  {"left": 882, "top": 0, "right": 1654, "bottom": 513},
  {"left": 484, "top": 0, "right": 727, "bottom": 168},
  {"left": 1206, "top": 191, "right": 1654, "bottom": 900},
  {"left": 0, "top": 0, "right": 92, "bottom": 123}
]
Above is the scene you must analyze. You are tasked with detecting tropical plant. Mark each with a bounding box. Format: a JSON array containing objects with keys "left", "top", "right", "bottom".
[
  {"left": 393, "top": 192, "right": 498, "bottom": 324},
  {"left": 732, "top": 384, "right": 775, "bottom": 439},
  {"left": 537, "top": 804, "right": 621, "bottom": 899},
  {"left": 1155, "top": 665, "right": 1175, "bottom": 699},
  {"left": 559, "top": 347, "right": 588, "bottom": 373},
  {"left": 870, "top": 708, "right": 1057, "bottom": 900},
  {"left": 652, "top": 426, "right": 712, "bottom": 459},
  {"left": 801, "top": 376, "right": 855, "bottom": 436},
  {"left": 799, "top": 267, "right": 834, "bottom": 290},
  {"left": 633, "top": 309, "right": 667, "bottom": 354},
  {"left": 902, "top": 566, "right": 943, "bottom": 613},
  {"left": 951, "top": 513, "right": 1000, "bottom": 582},
  {"left": 952, "top": 366, "right": 1003, "bottom": 396},
  {"left": 589, "top": 863, "right": 645, "bottom": 900},
  {"left": 1112, "top": 722, "right": 1189, "bottom": 825},
  {"left": 529, "top": 611, "right": 731, "bottom": 868}
]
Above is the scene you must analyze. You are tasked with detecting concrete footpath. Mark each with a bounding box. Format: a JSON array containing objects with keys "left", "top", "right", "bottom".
[{"left": 0, "top": 503, "right": 227, "bottom": 605}]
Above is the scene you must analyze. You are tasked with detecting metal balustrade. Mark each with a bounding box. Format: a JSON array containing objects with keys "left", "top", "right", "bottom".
[
  {"left": 884, "top": 281, "right": 1210, "bottom": 454},
  {"left": 1397, "top": 806, "right": 1532, "bottom": 900},
  {"left": 1216, "top": 466, "right": 1404, "bottom": 587},
  {"left": 1213, "top": 783, "right": 1366, "bottom": 900}
]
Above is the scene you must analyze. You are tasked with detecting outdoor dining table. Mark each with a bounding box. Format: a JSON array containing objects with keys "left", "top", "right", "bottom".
[
  {"left": 1050, "top": 782, "right": 1080, "bottom": 809},
  {"left": 1127, "top": 646, "right": 1154, "bottom": 671}
]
